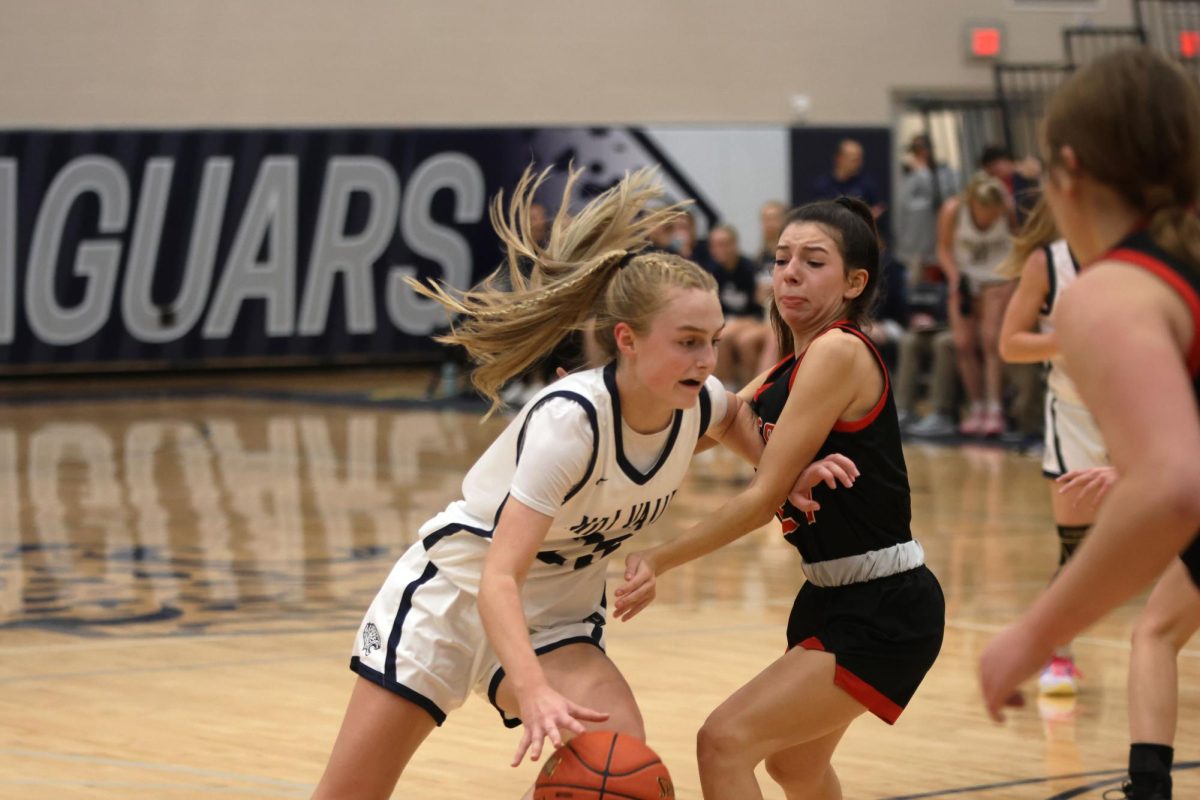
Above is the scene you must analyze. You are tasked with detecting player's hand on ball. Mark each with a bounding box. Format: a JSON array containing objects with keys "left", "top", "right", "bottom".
[{"left": 513, "top": 683, "right": 609, "bottom": 766}]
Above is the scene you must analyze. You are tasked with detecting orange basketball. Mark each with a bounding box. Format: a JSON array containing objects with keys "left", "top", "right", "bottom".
[{"left": 534, "top": 731, "right": 674, "bottom": 800}]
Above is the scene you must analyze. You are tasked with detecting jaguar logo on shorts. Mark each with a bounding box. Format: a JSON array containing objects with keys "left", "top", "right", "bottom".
[{"left": 362, "top": 622, "right": 382, "bottom": 654}]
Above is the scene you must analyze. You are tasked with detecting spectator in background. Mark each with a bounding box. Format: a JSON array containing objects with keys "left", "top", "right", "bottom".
[
  {"left": 981, "top": 144, "right": 1043, "bottom": 224},
  {"left": 894, "top": 279, "right": 959, "bottom": 436},
  {"left": 810, "top": 138, "right": 886, "bottom": 218},
  {"left": 980, "top": 145, "right": 1016, "bottom": 191},
  {"left": 755, "top": 200, "right": 787, "bottom": 272},
  {"left": 705, "top": 224, "right": 770, "bottom": 388},
  {"left": 937, "top": 172, "right": 1015, "bottom": 437},
  {"left": 750, "top": 200, "right": 789, "bottom": 377},
  {"left": 862, "top": 246, "right": 910, "bottom": 372},
  {"left": 896, "top": 134, "right": 959, "bottom": 285},
  {"left": 647, "top": 211, "right": 677, "bottom": 253},
  {"left": 671, "top": 209, "right": 710, "bottom": 265}
]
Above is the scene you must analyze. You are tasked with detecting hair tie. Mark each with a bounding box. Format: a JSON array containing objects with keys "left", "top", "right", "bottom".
[
  {"left": 1143, "top": 184, "right": 1177, "bottom": 212},
  {"left": 617, "top": 251, "right": 637, "bottom": 269}
]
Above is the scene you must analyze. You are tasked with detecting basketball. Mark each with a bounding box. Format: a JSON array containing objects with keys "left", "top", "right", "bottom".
[{"left": 534, "top": 731, "right": 674, "bottom": 800}]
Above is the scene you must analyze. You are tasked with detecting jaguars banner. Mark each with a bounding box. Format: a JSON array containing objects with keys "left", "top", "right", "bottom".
[{"left": 0, "top": 127, "right": 716, "bottom": 372}]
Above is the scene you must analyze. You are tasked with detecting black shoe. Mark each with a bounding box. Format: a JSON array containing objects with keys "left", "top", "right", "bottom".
[{"left": 1103, "top": 780, "right": 1171, "bottom": 800}]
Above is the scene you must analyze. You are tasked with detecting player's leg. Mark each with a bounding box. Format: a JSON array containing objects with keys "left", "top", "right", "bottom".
[
  {"left": 979, "top": 283, "right": 1014, "bottom": 435},
  {"left": 1123, "top": 560, "right": 1200, "bottom": 798},
  {"left": 695, "top": 646, "right": 865, "bottom": 800},
  {"left": 763, "top": 726, "right": 851, "bottom": 800},
  {"left": 948, "top": 299, "right": 983, "bottom": 432},
  {"left": 492, "top": 642, "right": 646, "bottom": 741},
  {"left": 314, "top": 545, "right": 469, "bottom": 799},
  {"left": 311, "top": 678, "right": 439, "bottom": 800},
  {"left": 494, "top": 643, "right": 646, "bottom": 800},
  {"left": 1036, "top": 481, "right": 1091, "bottom": 697},
  {"left": 1040, "top": 397, "right": 1107, "bottom": 694}
]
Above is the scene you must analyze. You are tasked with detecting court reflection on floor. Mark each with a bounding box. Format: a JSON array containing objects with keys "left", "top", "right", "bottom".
[{"left": 0, "top": 402, "right": 503, "bottom": 636}]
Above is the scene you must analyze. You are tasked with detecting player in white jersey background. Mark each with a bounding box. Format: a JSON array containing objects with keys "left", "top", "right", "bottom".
[
  {"left": 311, "top": 167, "right": 854, "bottom": 800},
  {"left": 997, "top": 199, "right": 1111, "bottom": 698}
]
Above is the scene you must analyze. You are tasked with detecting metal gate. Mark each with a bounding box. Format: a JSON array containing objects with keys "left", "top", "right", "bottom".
[{"left": 993, "top": 63, "right": 1075, "bottom": 158}]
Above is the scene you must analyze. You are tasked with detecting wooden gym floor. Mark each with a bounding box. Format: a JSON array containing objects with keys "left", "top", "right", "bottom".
[{"left": 0, "top": 369, "right": 1196, "bottom": 799}]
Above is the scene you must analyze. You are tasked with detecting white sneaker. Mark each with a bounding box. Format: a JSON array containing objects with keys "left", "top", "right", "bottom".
[{"left": 907, "top": 412, "right": 956, "bottom": 437}]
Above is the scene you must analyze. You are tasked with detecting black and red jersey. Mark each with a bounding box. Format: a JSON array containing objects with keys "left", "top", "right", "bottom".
[
  {"left": 751, "top": 321, "right": 912, "bottom": 564},
  {"left": 1106, "top": 229, "right": 1200, "bottom": 397},
  {"left": 1105, "top": 229, "right": 1200, "bottom": 586}
]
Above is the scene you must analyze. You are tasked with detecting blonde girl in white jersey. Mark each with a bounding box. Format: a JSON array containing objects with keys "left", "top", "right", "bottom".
[
  {"left": 936, "top": 172, "right": 1016, "bottom": 436},
  {"left": 311, "top": 168, "right": 852, "bottom": 800}
]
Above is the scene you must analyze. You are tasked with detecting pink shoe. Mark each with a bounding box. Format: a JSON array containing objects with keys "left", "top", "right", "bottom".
[
  {"left": 959, "top": 408, "right": 985, "bottom": 436},
  {"left": 1038, "top": 655, "right": 1082, "bottom": 696},
  {"left": 981, "top": 408, "right": 1006, "bottom": 438}
]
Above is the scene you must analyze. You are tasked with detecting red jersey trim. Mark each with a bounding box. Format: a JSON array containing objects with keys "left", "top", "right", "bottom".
[
  {"left": 827, "top": 323, "right": 890, "bottom": 432},
  {"left": 795, "top": 636, "right": 903, "bottom": 725},
  {"left": 1109, "top": 248, "right": 1200, "bottom": 376},
  {"left": 754, "top": 354, "right": 798, "bottom": 403},
  {"left": 786, "top": 319, "right": 854, "bottom": 392}
]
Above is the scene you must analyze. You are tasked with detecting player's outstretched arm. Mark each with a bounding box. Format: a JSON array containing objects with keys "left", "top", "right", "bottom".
[
  {"left": 612, "top": 333, "right": 866, "bottom": 619},
  {"left": 612, "top": 451, "right": 858, "bottom": 622},
  {"left": 998, "top": 248, "right": 1058, "bottom": 364},
  {"left": 480, "top": 499, "right": 610, "bottom": 765}
]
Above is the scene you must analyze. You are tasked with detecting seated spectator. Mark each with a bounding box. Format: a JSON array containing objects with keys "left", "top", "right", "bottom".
[
  {"left": 671, "top": 209, "right": 710, "bottom": 265},
  {"left": 894, "top": 279, "right": 958, "bottom": 435},
  {"left": 704, "top": 223, "right": 771, "bottom": 388},
  {"left": 754, "top": 200, "right": 787, "bottom": 272},
  {"left": 750, "top": 201, "right": 788, "bottom": 374},
  {"left": 862, "top": 246, "right": 910, "bottom": 372},
  {"left": 810, "top": 138, "right": 885, "bottom": 218}
]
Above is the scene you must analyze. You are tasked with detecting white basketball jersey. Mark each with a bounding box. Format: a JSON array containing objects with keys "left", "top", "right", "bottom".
[
  {"left": 419, "top": 365, "right": 721, "bottom": 594},
  {"left": 1039, "top": 239, "right": 1084, "bottom": 405},
  {"left": 952, "top": 202, "right": 1012, "bottom": 284}
]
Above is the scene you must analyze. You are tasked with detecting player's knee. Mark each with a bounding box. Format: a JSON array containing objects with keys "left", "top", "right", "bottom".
[
  {"left": 764, "top": 753, "right": 825, "bottom": 791},
  {"left": 1133, "top": 605, "right": 1195, "bottom": 652},
  {"left": 603, "top": 705, "right": 645, "bottom": 740},
  {"left": 695, "top": 712, "right": 752, "bottom": 765},
  {"left": 581, "top": 674, "right": 644, "bottom": 739}
]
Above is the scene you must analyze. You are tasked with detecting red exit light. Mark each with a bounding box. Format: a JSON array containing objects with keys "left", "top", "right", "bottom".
[
  {"left": 1181, "top": 30, "right": 1200, "bottom": 59},
  {"left": 971, "top": 27, "right": 1003, "bottom": 58}
]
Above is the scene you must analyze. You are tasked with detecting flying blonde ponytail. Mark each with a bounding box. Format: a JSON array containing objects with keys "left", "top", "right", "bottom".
[{"left": 407, "top": 165, "right": 715, "bottom": 413}]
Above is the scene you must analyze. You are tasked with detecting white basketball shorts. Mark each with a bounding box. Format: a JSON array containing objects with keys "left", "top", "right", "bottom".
[{"left": 350, "top": 539, "right": 608, "bottom": 727}]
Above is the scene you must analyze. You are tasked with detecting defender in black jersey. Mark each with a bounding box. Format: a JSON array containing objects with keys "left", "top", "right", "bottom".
[
  {"left": 615, "top": 197, "right": 944, "bottom": 797},
  {"left": 753, "top": 322, "right": 943, "bottom": 723},
  {"left": 978, "top": 48, "right": 1200, "bottom": 800}
]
